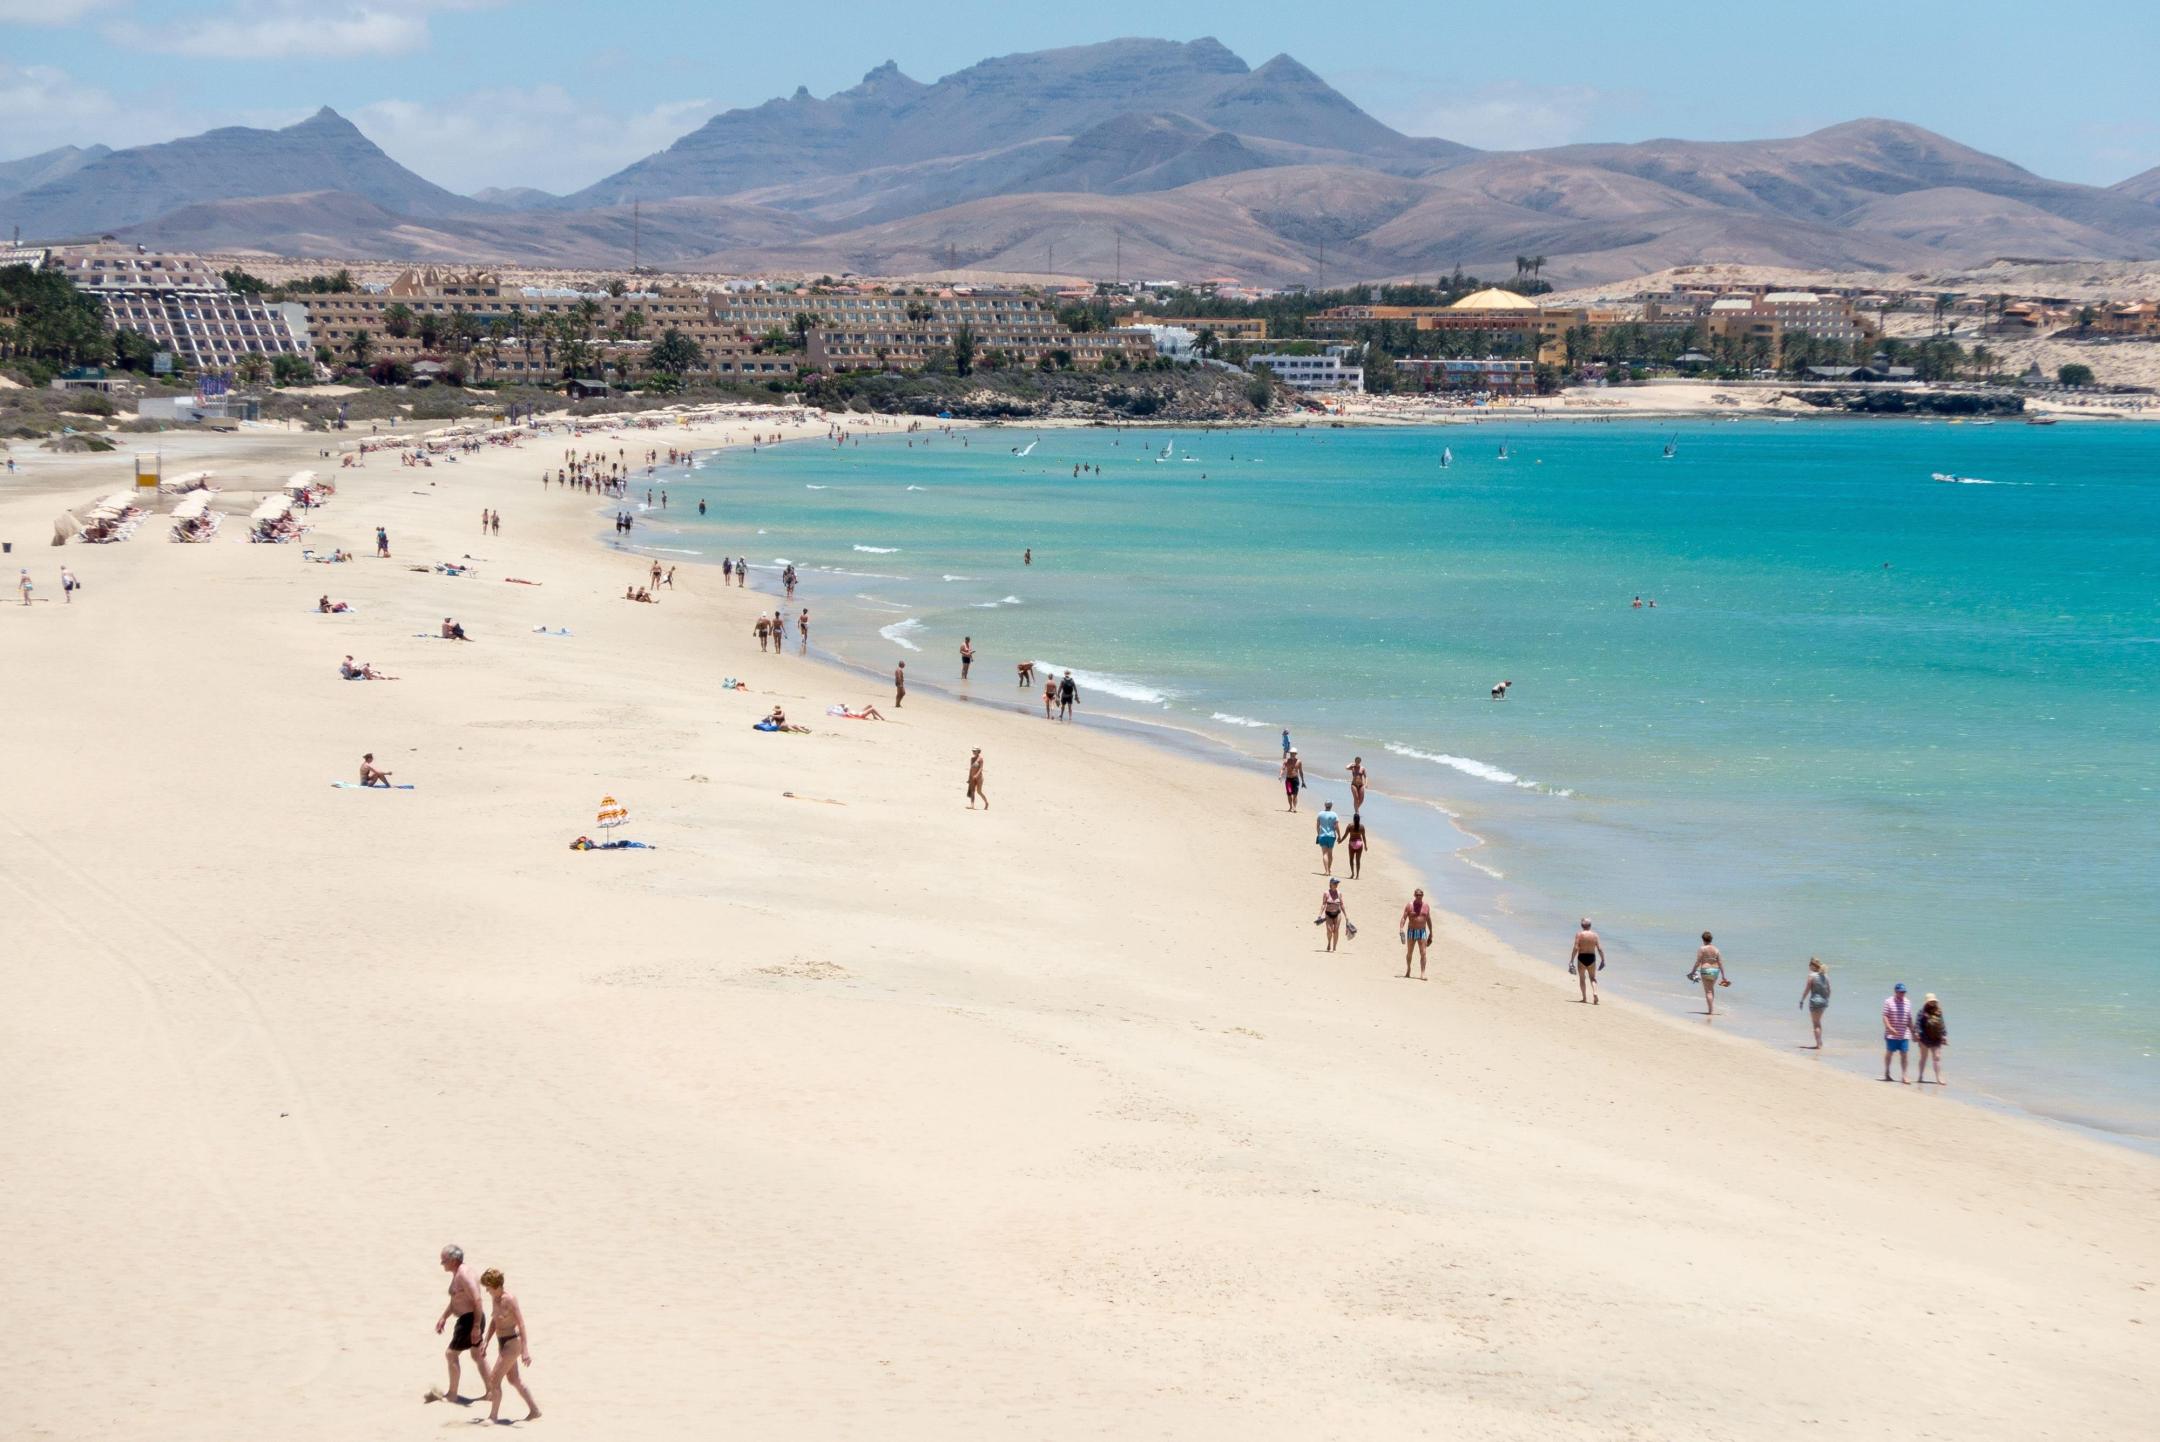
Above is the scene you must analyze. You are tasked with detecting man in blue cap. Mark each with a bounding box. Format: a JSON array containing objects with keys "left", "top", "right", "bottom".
[{"left": 1882, "top": 982, "right": 1915, "bottom": 1083}]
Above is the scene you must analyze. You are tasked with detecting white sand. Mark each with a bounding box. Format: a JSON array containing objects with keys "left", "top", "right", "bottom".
[{"left": 0, "top": 413, "right": 2152, "bottom": 1438}]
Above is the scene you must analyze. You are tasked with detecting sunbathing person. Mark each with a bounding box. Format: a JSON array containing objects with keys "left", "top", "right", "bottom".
[
  {"left": 340, "top": 654, "right": 396, "bottom": 680},
  {"left": 826, "top": 703, "right": 887, "bottom": 720},
  {"left": 441, "top": 617, "right": 472, "bottom": 641},
  {"left": 755, "top": 707, "right": 811, "bottom": 733},
  {"left": 359, "top": 753, "right": 393, "bottom": 787},
  {"left": 318, "top": 595, "right": 351, "bottom": 613}
]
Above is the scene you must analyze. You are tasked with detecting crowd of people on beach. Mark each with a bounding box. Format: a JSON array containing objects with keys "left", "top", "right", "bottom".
[{"left": 1270, "top": 726, "right": 1953, "bottom": 1074}]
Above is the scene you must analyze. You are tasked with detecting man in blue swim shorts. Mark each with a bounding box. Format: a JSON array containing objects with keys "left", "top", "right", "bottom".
[
  {"left": 1882, "top": 982, "right": 1914, "bottom": 1083},
  {"left": 1399, "top": 888, "right": 1434, "bottom": 980}
]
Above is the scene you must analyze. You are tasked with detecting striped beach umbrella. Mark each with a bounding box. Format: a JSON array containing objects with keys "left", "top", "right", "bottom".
[{"left": 597, "top": 795, "right": 628, "bottom": 836}]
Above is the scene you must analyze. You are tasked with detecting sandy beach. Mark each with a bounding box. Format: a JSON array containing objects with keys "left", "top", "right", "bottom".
[{"left": 1, "top": 412, "right": 2153, "bottom": 1439}]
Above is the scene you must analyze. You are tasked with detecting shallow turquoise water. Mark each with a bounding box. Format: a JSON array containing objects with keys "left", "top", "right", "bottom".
[{"left": 640, "top": 418, "right": 2158, "bottom": 1142}]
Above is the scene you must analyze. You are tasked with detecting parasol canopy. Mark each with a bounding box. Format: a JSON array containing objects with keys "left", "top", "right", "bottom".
[{"left": 597, "top": 795, "right": 628, "bottom": 833}]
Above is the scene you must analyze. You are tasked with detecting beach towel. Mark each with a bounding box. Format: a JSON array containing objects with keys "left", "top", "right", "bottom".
[
  {"left": 753, "top": 721, "right": 781, "bottom": 731},
  {"left": 331, "top": 781, "right": 415, "bottom": 789},
  {"left": 570, "top": 838, "right": 654, "bottom": 850},
  {"left": 531, "top": 626, "right": 572, "bottom": 636}
]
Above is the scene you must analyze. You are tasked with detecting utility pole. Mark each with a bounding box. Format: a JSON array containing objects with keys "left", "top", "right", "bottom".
[
  {"left": 1047, "top": 241, "right": 1054, "bottom": 277},
  {"left": 1316, "top": 240, "right": 1325, "bottom": 294},
  {"left": 1115, "top": 231, "right": 1122, "bottom": 288},
  {"left": 631, "top": 200, "right": 640, "bottom": 275}
]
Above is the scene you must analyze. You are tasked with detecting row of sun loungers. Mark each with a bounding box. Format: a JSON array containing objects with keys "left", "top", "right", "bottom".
[
  {"left": 169, "top": 490, "right": 221, "bottom": 543},
  {"left": 72, "top": 491, "right": 146, "bottom": 544}
]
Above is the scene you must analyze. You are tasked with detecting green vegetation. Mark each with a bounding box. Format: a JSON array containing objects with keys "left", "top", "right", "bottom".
[
  {"left": 0, "top": 264, "right": 111, "bottom": 368},
  {"left": 648, "top": 328, "right": 703, "bottom": 378},
  {"left": 2058, "top": 362, "right": 2095, "bottom": 387}
]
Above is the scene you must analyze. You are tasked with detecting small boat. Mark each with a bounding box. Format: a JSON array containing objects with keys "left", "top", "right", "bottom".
[
  {"left": 1496, "top": 443, "right": 1509, "bottom": 461},
  {"left": 2026, "top": 415, "right": 2059, "bottom": 426},
  {"left": 1156, "top": 440, "right": 1174, "bottom": 463},
  {"left": 1440, "top": 446, "right": 1453, "bottom": 469},
  {"left": 1661, "top": 437, "right": 1676, "bottom": 459},
  {"left": 1970, "top": 418, "right": 1996, "bottom": 427},
  {"left": 1016, "top": 439, "right": 1037, "bottom": 457}
]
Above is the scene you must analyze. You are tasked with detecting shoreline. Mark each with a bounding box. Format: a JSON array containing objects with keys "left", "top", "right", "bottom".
[
  {"left": 3, "top": 407, "right": 2153, "bottom": 1438},
  {"left": 641, "top": 458, "right": 2154, "bottom": 1156}
]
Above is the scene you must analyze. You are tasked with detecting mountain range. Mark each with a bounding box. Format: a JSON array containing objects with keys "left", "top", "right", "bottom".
[{"left": 5, "top": 37, "right": 2159, "bottom": 286}]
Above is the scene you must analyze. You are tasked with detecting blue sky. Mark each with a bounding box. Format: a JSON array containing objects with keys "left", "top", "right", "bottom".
[{"left": 4, "top": 0, "right": 2157, "bottom": 193}]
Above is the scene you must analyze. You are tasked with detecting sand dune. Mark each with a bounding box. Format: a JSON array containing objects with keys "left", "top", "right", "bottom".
[{"left": 0, "top": 413, "right": 2151, "bottom": 1438}]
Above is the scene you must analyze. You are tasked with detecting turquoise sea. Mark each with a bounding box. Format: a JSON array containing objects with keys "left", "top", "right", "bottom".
[{"left": 630, "top": 418, "right": 2158, "bottom": 1143}]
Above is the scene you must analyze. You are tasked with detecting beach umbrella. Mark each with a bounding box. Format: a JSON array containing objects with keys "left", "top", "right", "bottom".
[{"left": 597, "top": 794, "right": 628, "bottom": 842}]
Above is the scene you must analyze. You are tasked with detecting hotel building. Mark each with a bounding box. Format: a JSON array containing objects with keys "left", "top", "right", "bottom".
[
  {"left": 32, "top": 242, "right": 311, "bottom": 372},
  {"left": 708, "top": 291, "right": 1157, "bottom": 371}
]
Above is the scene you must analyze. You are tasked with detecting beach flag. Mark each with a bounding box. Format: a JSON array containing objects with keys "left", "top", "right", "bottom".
[{"left": 597, "top": 795, "right": 628, "bottom": 837}]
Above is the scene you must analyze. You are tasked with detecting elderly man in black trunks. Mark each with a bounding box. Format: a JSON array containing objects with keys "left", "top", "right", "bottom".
[{"left": 429, "top": 1243, "right": 487, "bottom": 1403}]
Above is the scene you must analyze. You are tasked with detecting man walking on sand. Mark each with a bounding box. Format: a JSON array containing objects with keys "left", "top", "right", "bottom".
[
  {"left": 1883, "top": 981, "right": 1915, "bottom": 1083},
  {"left": 1400, "top": 888, "right": 1433, "bottom": 979},
  {"left": 376, "top": 526, "right": 390, "bottom": 558},
  {"left": 428, "top": 1244, "right": 487, "bottom": 1404},
  {"left": 1058, "top": 670, "right": 1078, "bottom": 721},
  {"left": 1570, "top": 918, "right": 1605, "bottom": 1004},
  {"left": 967, "top": 748, "right": 987, "bottom": 809},
  {"left": 894, "top": 660, "right": 906, "bottom": 709}
]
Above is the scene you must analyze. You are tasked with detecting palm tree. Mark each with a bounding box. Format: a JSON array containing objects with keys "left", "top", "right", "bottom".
[
  {"left": 235, "top": 352, "right": 269, "bottom": 387},
  {"left": 573, "top": 298, "right": 601, "bottom": 343},
  {"left": 621, "top": 307, "right": 646, "bottom": 343},
  {"left": 348, "top": 331, "right": 374, "bottom": 369},
  {"left": 1514, "top": 255, "right": 1529, "bottom": 283},
  {"left": 1530, "top": 255, "right": 1547, "bottom": 285},
  {"left": 445, "top": 312, "right": 479, "bottom": 363},
  {"left": 382, "top": 302, "right": 415, "bottom": 339},
  {"left": 1970, "top": 344, "right": 1996, "bottom": 382},
  {"left": 790, "top": 310, "right": 824, "bottom": 350}
]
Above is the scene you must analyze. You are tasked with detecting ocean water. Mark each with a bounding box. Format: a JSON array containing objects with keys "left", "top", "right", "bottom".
[{"left": 635, "top": 418, "right": 2158, "bottom": 1143}]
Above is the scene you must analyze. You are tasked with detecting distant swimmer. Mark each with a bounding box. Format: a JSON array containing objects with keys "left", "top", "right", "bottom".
[
  {"left": 1490, "top": 680, "right": 1512, "bottom": 701},
  {"left": 1023, "top": 548, "right": 1032, "bottom": 565},
  {"left": 1631, "top": 595, "right": 1644, "bottom": 608}
]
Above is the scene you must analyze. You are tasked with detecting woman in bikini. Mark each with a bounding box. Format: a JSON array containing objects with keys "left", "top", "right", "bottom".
[
  {"left": 1319, "top": 878, "right": 1348, "bottom": 952},
  {"left": 1042, "top": 676, "right": 1057, "bottom": 719},
  {"left": 1692, "top": 931, "right": 1729, "bottom": 1015},
  {"left": 1344, "top": 812, "right": 1368, "bottom": 879},
  {"left": 1345, "top": 756, "right": 1367, "bottom": 812},
  {"left": 1798, "top": 957, "right": 1831, "bottom": 1047},
  {"left": 1399, "top": 887, "right": 1432, "bottom": 978},
  {"left": 479, "top": 1268, "right": 539, "bottom": 1424}
]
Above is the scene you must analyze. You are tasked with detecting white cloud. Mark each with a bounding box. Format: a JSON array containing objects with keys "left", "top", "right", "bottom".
[
  {"left": 0, "top": 63, "right": 323, "bottom": 166},
  {"left": 356, "top": 87, "right": 712, "bottom": 195},
  {"left": 0, "top": 63, "right": 129, "bottom": 157},
  {"left": 107, "top": 0, "right": 501, "bottom": 61},
  {"left": 0, "top": 0, "right": 118, "bottom": 21},
  {"left": 1387, "top": 81, "right": 1629, "bottom": 152}
]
